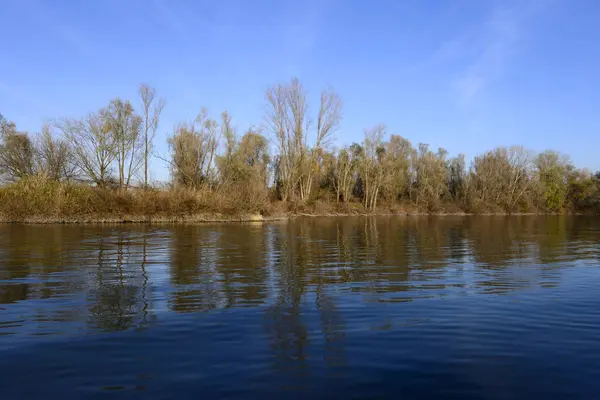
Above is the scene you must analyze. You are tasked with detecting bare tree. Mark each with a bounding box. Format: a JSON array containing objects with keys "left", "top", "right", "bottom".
[
  {"left": 167, "top": 123, "right": 204, "bottom": 188},
  {"left": 265, "top": 78, "right": 342, "bottom": 202},
  {"left": 447, "top": 154, "right": 467, "bottom": 202},
  {"left": 266, "top": 78, "right": 308, "bottom": 201},
  {"left": 139, "top": 84, "right": 165, "bottom": 188},
  {"left": 299, "top": 87, "right": 342, "bottom": 200},
  {"left": 470, "top": 146, "right": 535, "bottom": 211},
  {"left": 57, "top": 111, "right": 117, "bottom": 186},
  {"left": 0, "top": 113, "right": 16, "bottom": 139},
  {"left": 333, "top": 144, "right": 361, "bottom": 203},
  {"left": 36, "top": 123, "right": 77, "bottom": 181},
  {"left": 221, "top": 111, "right": 236, "bottom": 162},
  {"left": 219, "top": 128, "right": 270, "bottom": 187},
  {"left": 166, "top": 108, "right": 220, "bottom": 188},
  {"left": 105, "top": 99, "right": 143, "bottom": 189},
  {"left": 382, "top": 135, "right": 413, "bottom": 202},
  {"left": 0, "top": 114, "right": 35, "bottom": 181},
  {"left": 506, "top": 146, "right": 534, "bottom": 209},
  {"left": 0, "top": 129, "right": 36, "bottom": 181},
  {"left": 360, "top": 125, "right": 387, "bottom": 210},
  {"left": 200, "top": 110, "right": 220, "bottom": 183},
  {"left": 413, "top": 144, "right": 448, "bottom": 209}
]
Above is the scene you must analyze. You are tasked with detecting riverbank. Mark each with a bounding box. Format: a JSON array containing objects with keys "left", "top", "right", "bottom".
[
  {"left": 0, "top": 210, "right": 576, "bottom": 224},
  {"left": 0, "top": 214, "right": 285, "bottom": 224},
  {"left": 0, "top": 176, "right": 591, "bottom": 224}
]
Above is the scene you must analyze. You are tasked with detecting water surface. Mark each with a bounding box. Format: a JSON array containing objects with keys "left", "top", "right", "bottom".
[{"left": 1, "top": 216, "right": 600, "bottom": 398}]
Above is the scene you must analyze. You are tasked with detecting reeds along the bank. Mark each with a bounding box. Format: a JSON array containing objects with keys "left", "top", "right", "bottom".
[
  {"left": 0, "top": 175, "right": 270, "bottom": 221},
  {"left": 1, "top": 174, "right": 599, "bottom": 223}
]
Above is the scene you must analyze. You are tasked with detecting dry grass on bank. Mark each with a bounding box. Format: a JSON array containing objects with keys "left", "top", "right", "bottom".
[
  {"left": 0, "top": 176, "right": 270, "bottom": 222},
  {"left": 0, "top": 176, "right": 588, "bottom": 224}
]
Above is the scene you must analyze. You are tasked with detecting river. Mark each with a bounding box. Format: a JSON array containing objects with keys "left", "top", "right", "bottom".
[{"left": 1, "top": 216, "right": 600, "bottom": 398}]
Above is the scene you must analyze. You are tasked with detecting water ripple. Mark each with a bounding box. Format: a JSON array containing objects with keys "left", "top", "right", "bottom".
[{"left": 1, "top": 216, "right": 600, "bottom": 398}]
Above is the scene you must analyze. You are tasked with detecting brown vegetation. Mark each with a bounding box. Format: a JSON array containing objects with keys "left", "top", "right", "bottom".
[{"left": 1, "top": 79, "right": 599, "bottom": 223}]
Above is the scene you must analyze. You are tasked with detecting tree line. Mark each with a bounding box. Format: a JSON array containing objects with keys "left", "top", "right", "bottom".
[{"left": 1, "top": 78, "right": 599, "bottom": 217}]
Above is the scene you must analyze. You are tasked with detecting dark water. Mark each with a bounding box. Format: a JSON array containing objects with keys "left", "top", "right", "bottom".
[{"left": 1, "top": 216, "right": 600, "bottom": 399}]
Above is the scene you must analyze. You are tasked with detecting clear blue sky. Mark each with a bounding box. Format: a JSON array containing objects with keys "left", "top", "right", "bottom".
[{"left": 1, "top": 0, "right": 599, "bottom": 181}]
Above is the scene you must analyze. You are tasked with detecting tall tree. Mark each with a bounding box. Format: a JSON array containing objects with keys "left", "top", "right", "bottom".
[
  {"left": 536, "top": 150, "right": 570, "bottom": 211},
  {"left": 265, "top": 78, "right": 308, "bottom": 201},
  {"left": 333, "top": 144, "right": 361, "bottom": 203},
  {"left": 106, "top": 99, "right": 143, "bottom": 189},
  {"left": 299, "top": 86, "right": 342, "bottom": 201},
  {"left": 221, "top": 111, "right": 236, "bottom": 163},
  {"left": 382, "top": 135, "right": 413, "bottom": 202},
  {"left": 447, "top": 154, "right": 467, "bottom": 202},
  {"left": 360, "top": 125, "right": 386, "bottom": 210},
  {"left": 265, "top": 78, "right": 342, "bottom": 202},
  {"left": 413, "top": 144, "right": 448, "bottom": 209},
  {"left": 138, "top": 84, "right": 165, "bottom": 188}
]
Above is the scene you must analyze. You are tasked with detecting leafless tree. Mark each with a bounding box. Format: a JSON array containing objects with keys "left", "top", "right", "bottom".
[
  {"left": 382, "top": 135, "right": 413, "bottom": 202},
  {"left": 0, "top": 113, "right": 16, "bottom": 139},
  {"left": 265, "top": 78, "right": 308, "bottom": 201},
  {"left": 413, "top": 144, "right": 448, "bottom": 209},
  {"left": 299, "top": 86, "right": 342, "bottom": 201},
  {"left": 333, "top": 144, "right": 361, "bottom": 203},
  {"left": 36, "top": 123, "right": 77, "bottom": 181},
  {"left": 0, "top": 114, "right": 35, "bottom": 181},
  {"left": 166, "top": 108, "right": 220, "bottom": 188},
  {"left": 447, "top": 153, "right": 467, "bottom": 202},
  {"left": 221, "top": 111, "right": 236, "bottom": 163},
  {"left": 219, "top": 128, "right": 270, "bottom": 187},
  {"left": 139, "top": 84, "right": 165, "bottom": 188},
  {"left": 167, "top": 123, "right": 204, "bottom": 188},
  {"left": 360, "top": 125, "right": 387, "bottom": 210},
  {"left": 105, "top": 99, "right": 143, "bottom": 189},
  {"left": 57, "top": 110, "right": 117, "bottom": 186},
  {"left": 506, "top": 146, "right": 534, "bottom": 209},
  {"left": 266, "top": 78, "right": 342, "bottom": 202},
  {"left": 470, "top": 146, "right": 535, "bottom": 211},
  {"left": 0, "top": 129, "right": 36, "bottom": 181}
]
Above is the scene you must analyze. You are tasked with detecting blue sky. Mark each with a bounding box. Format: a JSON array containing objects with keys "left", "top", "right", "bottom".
[{"left": 1, "top": 0, "right": 599, "bottom": 182}]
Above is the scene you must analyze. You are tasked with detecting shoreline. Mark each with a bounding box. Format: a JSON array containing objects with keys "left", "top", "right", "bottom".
[{"left": 0, "top": 211, "right": 579, "bottom": 224}]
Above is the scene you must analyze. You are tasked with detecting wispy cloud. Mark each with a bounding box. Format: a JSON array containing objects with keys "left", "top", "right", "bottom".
[
  {"left": 452, "top": 1, "right": 555, "bottom": 105},
  {"left": 455, "top": 6, "right": 522, "bottom": 104}
]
